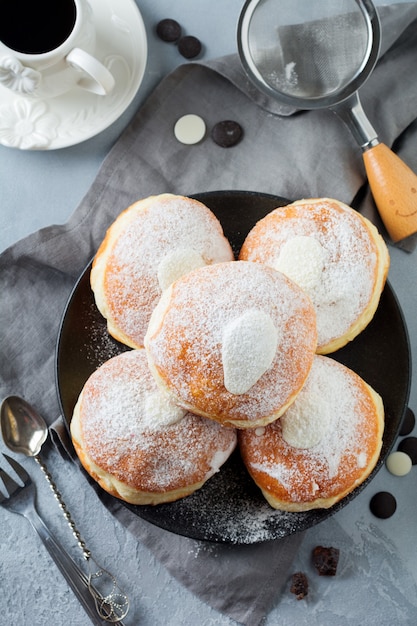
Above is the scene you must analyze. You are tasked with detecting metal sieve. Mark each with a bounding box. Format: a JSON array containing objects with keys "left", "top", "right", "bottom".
[{"left": 238, "top": 0, "right": 417, "bottom": 242}]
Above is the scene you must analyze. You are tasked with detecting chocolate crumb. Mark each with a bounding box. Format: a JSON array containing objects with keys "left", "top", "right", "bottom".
[
  {"left": 290, "top": 572, "right": 308, "bottom": 600},
  {"left": 312, "top": 546, "right": 340, "bottom": 576}
]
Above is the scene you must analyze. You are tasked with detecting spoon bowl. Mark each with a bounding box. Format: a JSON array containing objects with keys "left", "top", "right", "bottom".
[{"left": 1, "top": 395, "right": 48, "bottom": 457}]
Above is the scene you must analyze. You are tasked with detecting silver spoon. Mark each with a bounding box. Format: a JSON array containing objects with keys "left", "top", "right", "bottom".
[{"left": 0, "top": 395, "right": 129, "bottom": 623}]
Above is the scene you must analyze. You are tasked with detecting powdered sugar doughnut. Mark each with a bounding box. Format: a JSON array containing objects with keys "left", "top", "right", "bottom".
[
  {"left": 238, "top": 355, "right": 384, "bottom": 511},
  {"left": 91, "top": 194, "right": 234, "bottom": 349},
  {"left": 144, "top": 261, "right": 317, "bottom": 429},
  {"left": 239, "top": 198, "right": 390, "bottom": 354},
  {"left": 70, "top": 349, "right": 237, "bottom": 505}
]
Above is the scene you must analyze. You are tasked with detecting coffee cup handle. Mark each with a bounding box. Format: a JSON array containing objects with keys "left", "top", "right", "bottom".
[{"left": 66, "top": 47, "right": 115, "bottom": 95}]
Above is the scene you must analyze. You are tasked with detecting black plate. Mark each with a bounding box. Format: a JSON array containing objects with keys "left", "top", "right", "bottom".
[{"left": 56, "top": 191, "right": 411, "bottom": 544}]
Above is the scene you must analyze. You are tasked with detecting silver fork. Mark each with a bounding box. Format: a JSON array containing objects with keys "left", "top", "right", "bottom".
[{"left": 0, "top": 453, "right": 128, "bottom": 625}]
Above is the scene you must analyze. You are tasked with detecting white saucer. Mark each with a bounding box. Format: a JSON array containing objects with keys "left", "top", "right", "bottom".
[{"left": 0, "top": 0, "right": 147, "bottom": 150}]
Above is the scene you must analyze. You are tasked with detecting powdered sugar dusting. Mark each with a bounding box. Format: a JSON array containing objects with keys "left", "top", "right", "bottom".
[
  {"left": 222, "top": 309, "right": 279, "bottom": 395},
  {"left": 240, "top": 356, "right": 382, "bottom": 504},
  {"left": 78, "top": 349, "right": 237, "bottom": 492},
  {"left": 240, "top": 199, "right": 379, "bottom": 349},
  {"left": 86, "top": 317, "right": 125, "bottom": 365},
  {"left": 357, "top": 451, "right": 367, "bottom": 469},
  {"left": 146, "top": 261, "right": 317, "bottom": 423},
  {"left": 285, "top": 61, "right": 297, "bottom": 83},
  {"left": 281, "top": 356, "right": 357, "bottom": 457},
  {"left": 99, "top": 195, "right": 233, "bottom": 347},
  {"left": 147, "top": 447, "right": 305, "bottom": 543}
]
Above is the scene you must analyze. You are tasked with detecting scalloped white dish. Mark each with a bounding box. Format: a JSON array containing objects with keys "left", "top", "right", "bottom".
[{"left": 0, "top": 0, "right": 147, "bottom": 150}]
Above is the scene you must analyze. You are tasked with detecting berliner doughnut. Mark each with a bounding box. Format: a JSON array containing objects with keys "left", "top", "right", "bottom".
[
  {"left": 238, "top": 355, "right": 384, "bottom": 511},
  {"left": 70, "top": 349, "right": 237, "bottom": 505},
  {"left": 239, "top": 198, "right": 390, "bottom": 354},
  {"left": 144, "top": 260, "right": 317, "bottom": 429},
  {"left": 90, "top": 194, "right": 234, "bottom": 349}
]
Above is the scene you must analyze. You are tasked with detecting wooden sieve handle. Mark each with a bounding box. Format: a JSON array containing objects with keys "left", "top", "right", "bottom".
[{"left": 363, "top": 142, "right": 417, "bottom": 242}]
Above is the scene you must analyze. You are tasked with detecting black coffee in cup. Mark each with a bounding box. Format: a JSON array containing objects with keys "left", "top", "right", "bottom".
[{"left": 1, "top": 0, "right": 77, "bottom": 54}]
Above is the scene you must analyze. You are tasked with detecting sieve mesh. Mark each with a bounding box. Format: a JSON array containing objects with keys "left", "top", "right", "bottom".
[{"left": 244, "top": 0, "right": 372, "bottom": 100}]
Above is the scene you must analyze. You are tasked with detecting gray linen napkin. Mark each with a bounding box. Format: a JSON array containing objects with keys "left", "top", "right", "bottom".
[{"left": 2, "top": 5, "right": 417, "bottom": 625}]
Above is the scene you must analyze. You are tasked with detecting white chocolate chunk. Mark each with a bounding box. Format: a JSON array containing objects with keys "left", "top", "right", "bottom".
[
  {"left": 386, "top": 451, "right": 412, "bottom": 476},
  {"left": 281, "top": 390, "right": 332, "bottom": 448},
  {"left": 157, "top": 248, "right": 206, "bottom": 291},
  {"left": 174, "top": 114, "right": 206, "bottom": 144},
  {"left": 273, "top": 235, "right": 325, "bottom": 292},
  {"left": 222, "top": 309, "right": 278, "bottom": 395},
  {"left": 143, "top": 390, "right": 187, "bottom": 428}
]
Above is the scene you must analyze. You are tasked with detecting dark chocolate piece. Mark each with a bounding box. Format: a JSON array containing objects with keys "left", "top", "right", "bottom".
[
  {"left": 312, "top": 546, "right": 340, "bottom": 576},
  {"left": 398, "top": 436, "right": 417, "bottom": 464},
  {"left": 178, "top": 35, "right": 202, "bottom": 59},
  {"left": 290, "top": 572, "right": 308, "bottom": 600},
  {"left": 399, "top": 407, "right": 415, "bottom": 436},
  {"left": 156, "top": 19, "right": 182, "bottom": 42},
  {"left": 211, "top": 120, "right": 244, "bottom": 148},
  {"left": 369, "top": 491, "right": 397, "bottom": 519}
]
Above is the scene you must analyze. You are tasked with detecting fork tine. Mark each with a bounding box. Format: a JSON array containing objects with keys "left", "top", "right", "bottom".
[
  {"left": 0, "top": 465, "right": 22, "bottom": 498},
  {"left": 2, "top": 453, "right": 31, "bottom": 485}
]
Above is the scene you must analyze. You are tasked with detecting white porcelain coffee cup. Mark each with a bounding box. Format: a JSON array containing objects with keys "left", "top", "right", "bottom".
[{"left": 0, "top": 0, "right": 115, "bottom": 98}]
